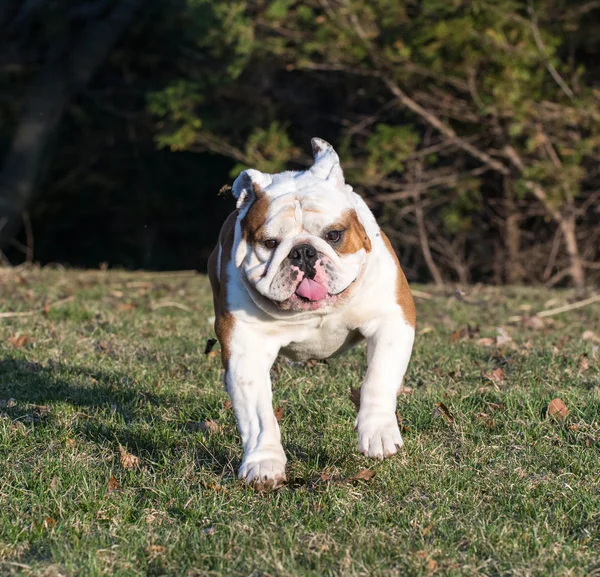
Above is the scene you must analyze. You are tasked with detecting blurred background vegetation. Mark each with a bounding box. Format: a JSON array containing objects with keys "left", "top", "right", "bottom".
[{"left": 0, "top": 0, "right": 599, "bottom": 289}]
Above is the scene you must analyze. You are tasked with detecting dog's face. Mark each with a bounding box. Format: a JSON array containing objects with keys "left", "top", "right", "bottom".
[{"left": 232, "top": 139, "right": 372, "bottom": 312}]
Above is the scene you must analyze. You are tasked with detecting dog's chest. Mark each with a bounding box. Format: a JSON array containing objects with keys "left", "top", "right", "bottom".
[{"left": 279, "top": 317, "right": 363, "bottom": 361}]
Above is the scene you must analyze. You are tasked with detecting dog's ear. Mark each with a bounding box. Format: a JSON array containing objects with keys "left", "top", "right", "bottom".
[
  {"left": 310, "top": 137, "right": 345, "bottom": 189},
  {"left": 231, "top": 169, "right": 272, "bottom": 211}
]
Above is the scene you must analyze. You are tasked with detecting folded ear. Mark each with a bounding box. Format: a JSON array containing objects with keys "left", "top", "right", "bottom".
[
  {"left": 231, "top": 169, "right": 272, "bottom": 211},
  {"left": 310, "top": 137, "right": 345, "bottom": 188}
]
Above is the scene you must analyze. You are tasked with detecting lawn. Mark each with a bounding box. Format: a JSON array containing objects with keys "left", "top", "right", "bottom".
[{"left": 0, "top": 268, "right": 598, "bottom": 576}]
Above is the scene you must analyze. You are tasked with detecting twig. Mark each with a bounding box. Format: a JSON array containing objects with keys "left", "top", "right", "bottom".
[
  {"left": 411, "top": 289, "right": 434, "bottom": 300},
  {"left": 150, "top": 301, "right": 193, "bottom": 312},
  {"left": 528, "top": 1, "right": 576, "bottom": 103},
  {"left": 536, "top": 294, "right": 600, "bottom": 318},
  {"left": 0, "top": 311, "right": 36, "bottom": 318},
  {"left": 0, "top": 295, "right": 75, "bottom": 319}
]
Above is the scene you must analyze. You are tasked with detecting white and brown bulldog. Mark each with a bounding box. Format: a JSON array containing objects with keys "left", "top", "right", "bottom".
[{"left": 208, "top": 138, "right": 415, "bottom": 490}]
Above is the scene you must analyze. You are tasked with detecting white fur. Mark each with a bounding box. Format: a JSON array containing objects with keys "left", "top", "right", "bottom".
[{"left": 215, "top": 138, "right": 415, "bottom": 487}]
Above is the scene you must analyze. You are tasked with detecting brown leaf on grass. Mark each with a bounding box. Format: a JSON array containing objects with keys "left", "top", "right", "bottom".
[
  {"left": 274, "top": 405, "right": 285, "bottom": 423},
  {"left": 578, "top": 354, "right": 590, "bottom": 373},
  {"left": 547, "top": 398, "right": 568, "bottom": 421},
  {"left": 350, "top": 469, "right": 376, "bottom": 482},
  {"left": 8, "top": 334, "right": 30, "bottom": 348},
  {"left": 200, "top": 420, "right": 223, "bottom": 434},
  {"left": 119, "top": 445, "right": 140, "bottom": 470},
  {"left": 433, "top": 402, "right": 455, "bottom": 424},
  {"left": 43, "top": 517, "right": 57, "bottom": 529},
  {"left": 42, "top": 301, "right": 50, "bottom": 316},
  {"left": 484, "top": 367, "right": 505, "bottom": 382},
  {"left": 107, "top": 475, "right": 120, "bottom": 493},
  {"left": 398, "top": 387, "right": 414, "bottom": 396},
  {"left": 349, "top": 387, "right": 361, "bottom": 411},
  {"left": 524, "top": 316, "right": 546, "bottom": 330},
  {"left": 487, "top": 402, "right": 506, "bottom": 412},
  {"left": 582, "top": 330, "right": 600, "bottom": 343},
  {"left": 427, "top": 559, "right": 439, "bottom": 573},
  {"left": 396, "top": 411, "right": 411, "bottom": 433},
  {"left": 496, "top": 327, "right": 514, "bottom": 348},
  {"left": 451, "top": 325, "right": 480, "bottom": 343},
  {"left": 320, "top": 473, "right": 332, "bottom": 482},
  {"left": 117, "top": 302, "right": 135, "bottom": 312},
  {"left": 145, "top": 545, "right": 166, "bottom": 559},
  {"left": 476, "top": 337, "right": 495, "bottom": 347},
  {"left": 223, "top": 400, "right": 233, "bottom": 411}
]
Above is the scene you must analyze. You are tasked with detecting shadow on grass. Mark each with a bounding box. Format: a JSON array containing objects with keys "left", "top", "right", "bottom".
[{"left": 0, "top": 355, "right": 234, "bottom": 474}]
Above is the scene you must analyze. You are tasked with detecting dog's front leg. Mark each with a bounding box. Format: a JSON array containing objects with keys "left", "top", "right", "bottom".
[
  {"left": 356, "top": 314, "right": 415, "bottom": 458},
  {"left": 225, "top": 333, "right": 286, "bottom": 489}
]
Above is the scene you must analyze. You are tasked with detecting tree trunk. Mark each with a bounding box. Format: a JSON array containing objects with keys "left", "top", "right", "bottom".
[
  {"left": 0, "top": 0, "right": 143, "bottom": 251},
  {"left": 503, "top": 177, "right": 524, "bottom": 284},
  {"left": 558, "top": 214, "right": 586, "bottom": 293}
]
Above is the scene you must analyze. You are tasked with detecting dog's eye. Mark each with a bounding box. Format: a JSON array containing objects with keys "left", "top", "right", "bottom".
[
  {"left": 264, "top": 239, "right": 279, "bottom": 249},
  {"left": 326, "top": 230, "right": 343, "bottom": 243}
]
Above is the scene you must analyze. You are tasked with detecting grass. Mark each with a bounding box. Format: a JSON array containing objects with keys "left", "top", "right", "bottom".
[{"left": 0, "top": 268, "right": 599, "bottom": 576}]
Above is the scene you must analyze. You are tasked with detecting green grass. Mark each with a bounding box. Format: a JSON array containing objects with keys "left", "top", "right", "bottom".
[{"left": 0, "top": 269, "right": 599, "bottom": 576}]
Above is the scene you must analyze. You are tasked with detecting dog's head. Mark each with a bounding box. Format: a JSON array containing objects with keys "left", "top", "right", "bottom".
[{"left": 231, "top": 138, "right": 372, "bottom": 312}]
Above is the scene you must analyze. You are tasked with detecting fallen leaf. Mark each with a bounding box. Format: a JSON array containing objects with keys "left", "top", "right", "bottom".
[
  {"left": 427, "top": 559, "right": 439, "bottom": 573},
  {"left": 350, "top": 469, "right": 376, "bottom": 482},
  {"left": 579, "top": 354, "right": 590, "bottom": 373},
  {"left": 349, "top": 387, "right": 361, "bottom": 411},
  {"left": 49, "top": 476, "right": 59, "bottom": 491},
  {"left": 398, "top": 387, "right": 414, "bottom": 395},
  {"left": 476, "top": 337, "right": 495, "bottom": 347},
  {"left": 524, "top": 316, "right": 545, "bottom": 330},
  {"left": 484, "top": 367, "right": 505, "bottom": 382},
  {"left": 451, "top": 325, "right": 480, "bottom": 342},
  {"left": 487, "top": 402, "right": 506, "bottom": 412},
  {"left": 433, "top": 402, "right": 455, "bottom": 424},
  {"left": 145, "top": 545, "right": 166, "bottom": 558},
  {"left": 43, "top": 517, "right": 57, "bottom": 529},
  {"left": 8, "top": 334, "right": 30, "bottom": 348},
  {"left": 582, "top": 330, "right": 600, "bottom": 343},
  {"left": 223, "top": 400, "right": 233, "bottom": 411},
  {"left": 117, "top": 302, "right": 135, "bottom": 312},
  {"left": 496, "top": 327, "right": 513, "bottom": 347},
  {"left": 274, "top": 405, "right": 285, "bottom": 422},
  {"left": 320, "top": 473, "right": 332, "bottom": 482},
  {"left": 397, "top": 411, "right": 411, "bottom": 433},
  {"left": 547, "top": 398, "right": 568, "bottom": 421},
  {"left": 476, "top": 412, "right": 489, "bottom": 420},
  {"left": 119, "top": 445, "right": 140, "bottom": 470},
  {"left": 42, "top": 301, "right": 50, "bottom": 316},
  {"left": 107, "top": 475, "right": 120, "bottom": 493},
  {"left": 200, "top": 420, "right": 223, "bottom": 434}
]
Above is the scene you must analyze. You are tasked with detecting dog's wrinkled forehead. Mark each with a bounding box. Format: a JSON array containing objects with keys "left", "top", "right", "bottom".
[{"left": 232, "top": 138, "right": 355, "bottom": 236}]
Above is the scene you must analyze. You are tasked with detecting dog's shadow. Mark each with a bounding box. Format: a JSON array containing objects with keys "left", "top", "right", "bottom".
[{"left": 0, "top": 356, "right": 233, "bottom": 474}]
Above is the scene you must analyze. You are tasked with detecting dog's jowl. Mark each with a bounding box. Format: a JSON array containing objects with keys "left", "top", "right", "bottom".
[{"left": 208, "top": 138, "right": 415, "bottom": 490}]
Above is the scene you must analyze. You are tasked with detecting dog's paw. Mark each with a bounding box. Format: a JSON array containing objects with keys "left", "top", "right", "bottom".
[
  {"left": 355, "top": 412, "right": 404, "bottom": 459},
  {"left": 239, "top": 448, "right": 287, "bottom": 491}
]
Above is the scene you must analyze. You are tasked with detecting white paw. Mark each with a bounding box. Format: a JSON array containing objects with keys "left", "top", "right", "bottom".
[
  {"left": 239, "top": 447, "right": 287, "bottom": 490},
  {"left": 355, "top": 412, "right": 404, "bottom": 459}
]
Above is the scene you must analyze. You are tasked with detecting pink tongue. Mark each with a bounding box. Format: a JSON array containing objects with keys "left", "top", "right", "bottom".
[{"left": 295, "top": 278, "right": 328, "bottom": 301}]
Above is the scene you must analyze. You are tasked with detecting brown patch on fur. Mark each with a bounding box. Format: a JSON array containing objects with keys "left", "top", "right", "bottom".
[
  {"left": 381, "top": 231, "right": 416, "bottom": 328},
  {"left": 208, "top": 210, "right": 238, "bottom": 370},
  {"left": 241, "top": 184, "right": 271, "bottom": 243},
  {"left": 335, "top": 209, "right": 372, "bottom": 254}
]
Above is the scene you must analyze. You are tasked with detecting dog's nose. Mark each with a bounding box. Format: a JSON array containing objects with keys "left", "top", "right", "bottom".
[{"left": 288, "top": 243, "right": 317, "bottom": 266}]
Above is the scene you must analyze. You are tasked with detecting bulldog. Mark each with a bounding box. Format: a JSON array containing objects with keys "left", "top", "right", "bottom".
[{"left": 208, "top": 138, "right": 415, "bottom": 490}]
